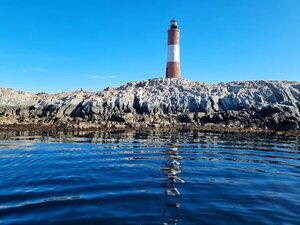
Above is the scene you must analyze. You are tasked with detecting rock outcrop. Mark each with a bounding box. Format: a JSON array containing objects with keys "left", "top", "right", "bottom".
[{"left": 0, "top": 78, "right": 299, "bottom": 131}]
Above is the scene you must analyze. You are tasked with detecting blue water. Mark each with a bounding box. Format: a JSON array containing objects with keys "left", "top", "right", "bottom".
[{"left": 0, "top": 131, "right": 299, "bottom": 225}]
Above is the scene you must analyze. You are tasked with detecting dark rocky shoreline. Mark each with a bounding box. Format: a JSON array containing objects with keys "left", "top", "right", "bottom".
[
  {"left": 0, "top": 124, "right": 299, "bottom": 140},
  {"left": 0, "top": 78, "right": 299, "bottom": 133}
]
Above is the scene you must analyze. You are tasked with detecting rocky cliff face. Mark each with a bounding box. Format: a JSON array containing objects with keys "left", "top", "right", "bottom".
[{"left": 0, "top": 79, "right": 300, "bottom": 131}]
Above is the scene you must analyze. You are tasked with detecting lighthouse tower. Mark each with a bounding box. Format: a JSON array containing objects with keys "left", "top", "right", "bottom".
[{"left": 166, "top": 18, "right": 181, "bottom": 79}]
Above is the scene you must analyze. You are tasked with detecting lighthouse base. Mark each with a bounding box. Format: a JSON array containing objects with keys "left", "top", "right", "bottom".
[{"left": 166, "top": 62, "right": 181, "bottom": 79}]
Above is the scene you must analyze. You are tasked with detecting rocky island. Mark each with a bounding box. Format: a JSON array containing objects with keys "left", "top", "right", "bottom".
[{"left": 0, "top": 78, "right": 300, "bottom": 132}]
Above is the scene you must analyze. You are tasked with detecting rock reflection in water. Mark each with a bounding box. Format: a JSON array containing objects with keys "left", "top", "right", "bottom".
[{"left": 161, "top": 145, "right": 184, "bottom": 225}]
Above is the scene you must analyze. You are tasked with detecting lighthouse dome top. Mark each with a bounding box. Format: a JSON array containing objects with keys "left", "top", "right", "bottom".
[{"left": 170, "top": 18, "right": 178, "bottom": 29}]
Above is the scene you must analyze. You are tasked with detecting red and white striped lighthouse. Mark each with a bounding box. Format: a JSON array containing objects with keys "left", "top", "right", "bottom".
[{"left": 166, "top": 18, "right": 181, "bottom": 79}]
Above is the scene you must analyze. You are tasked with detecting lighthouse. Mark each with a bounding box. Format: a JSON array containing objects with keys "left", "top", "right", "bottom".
[{"left": 166, "top": 18, "right": 181, "bottom": 79}]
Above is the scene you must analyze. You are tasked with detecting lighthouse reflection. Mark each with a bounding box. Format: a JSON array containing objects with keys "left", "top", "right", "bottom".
[{"left": 161, "top": 145, "right": 184, "bottom": 225}]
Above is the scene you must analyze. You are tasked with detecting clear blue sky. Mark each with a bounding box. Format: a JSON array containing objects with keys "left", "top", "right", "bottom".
[{"left": 0, "top": 0, "right": 299, "bottom": 93}]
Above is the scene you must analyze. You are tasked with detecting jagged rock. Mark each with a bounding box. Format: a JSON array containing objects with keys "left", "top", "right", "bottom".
[
  {"left": 0, "top": 79, "right": 299, "bottom": 131},
  {"left": 266, "top": 117, "right": 299, "bottom": 131},
  {"left": 111, "top": 113, "right": 134, "bottom": 123},
  {"left": 178, "top": 113, "right": 194, "bottom": 123}
]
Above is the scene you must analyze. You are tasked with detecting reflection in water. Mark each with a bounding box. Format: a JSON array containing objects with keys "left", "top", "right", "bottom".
[{"left": 161, "top": 145, "right": 184, "bottom": 225}]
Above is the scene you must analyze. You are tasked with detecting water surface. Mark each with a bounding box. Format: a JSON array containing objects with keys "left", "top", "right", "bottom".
[{"left": 0, "top": 131, "right": 299, "bottom": 224}]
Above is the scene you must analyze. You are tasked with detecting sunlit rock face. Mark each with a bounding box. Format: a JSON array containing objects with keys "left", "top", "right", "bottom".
[{"left": 0, "top": 78, "right": 300, "bottom": 131}]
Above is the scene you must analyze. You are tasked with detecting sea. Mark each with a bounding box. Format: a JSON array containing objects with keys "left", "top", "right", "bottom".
[{"left": 0, "top": 130, "right": 299, "bottom": 225}]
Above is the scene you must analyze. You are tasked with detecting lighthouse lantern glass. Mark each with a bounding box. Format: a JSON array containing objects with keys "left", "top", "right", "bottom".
[{"left": 170, "top": 19, "right": 178, "bottom": 29}]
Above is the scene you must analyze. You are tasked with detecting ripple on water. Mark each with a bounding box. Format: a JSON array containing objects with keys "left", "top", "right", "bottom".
[{"left": 0, "top": 131, "right": 299, "bottom": 224}]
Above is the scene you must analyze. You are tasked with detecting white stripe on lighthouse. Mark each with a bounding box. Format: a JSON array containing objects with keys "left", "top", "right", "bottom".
[{"left": 167, "top": 45, "right": 180, "bottom": 62}]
